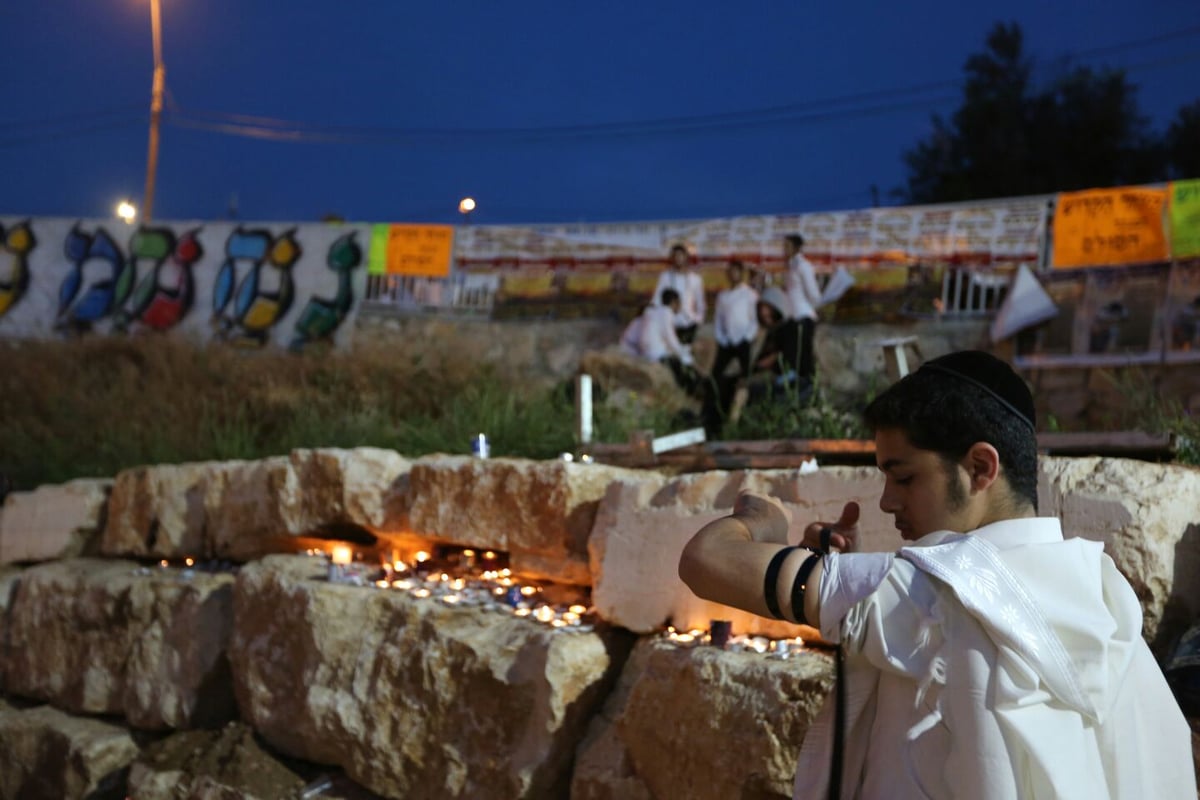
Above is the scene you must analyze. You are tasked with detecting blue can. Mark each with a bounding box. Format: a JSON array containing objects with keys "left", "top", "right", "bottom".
[{"left": 472, "top": 433, "right": 490, "bottom": 459}]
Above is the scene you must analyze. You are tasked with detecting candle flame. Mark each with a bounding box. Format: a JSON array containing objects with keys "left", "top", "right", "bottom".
[
  {"left": 331, "top": 545, "right": 353, "bottom": 566},
  {"left": 415, "top": 551, "right": 431, "bottom": 563}
]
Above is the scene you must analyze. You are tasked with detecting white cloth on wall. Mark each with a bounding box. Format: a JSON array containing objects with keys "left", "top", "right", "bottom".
[{"left": 795, "top": 517, "right": 1195, "bottom": 800}]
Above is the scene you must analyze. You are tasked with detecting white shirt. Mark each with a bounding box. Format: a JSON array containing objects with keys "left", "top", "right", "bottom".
[
  {"left": 619, "top": 314, "right": 645, "bottom": 357},
  {"left": 653, "top": 269, "right": 706, "bottom": 327},
  {"left": 714, "top": 283, "right": 759, "bottom": 346},
  {"left": 796, "top": 518, "right": 1195, "bottom": 800},
  {"left": 784, "top": 253, "right": 822, "bottom": 321},
  {"left": 636, "top": 305, "right": 693, "bottom": 364}
]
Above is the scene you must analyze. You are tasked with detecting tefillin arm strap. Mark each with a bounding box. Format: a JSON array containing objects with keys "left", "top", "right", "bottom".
[{"left": 817, "top": 527, "right": 845, "bottom": 800}]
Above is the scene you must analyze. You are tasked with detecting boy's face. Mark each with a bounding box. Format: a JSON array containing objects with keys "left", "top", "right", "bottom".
[
  {"left": 727, "top": 264, "right": 743, "bottom": 284},
  {"left": 671, "top": 248, "right": 690, "bottom": 269},
  {"left": 874, "top": 428, "right": 972, "bottom": 541}
]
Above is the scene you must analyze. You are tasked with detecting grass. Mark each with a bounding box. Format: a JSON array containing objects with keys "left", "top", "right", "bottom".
[{"left": 0, "top": 336, "right": 602, "bottom": 490}]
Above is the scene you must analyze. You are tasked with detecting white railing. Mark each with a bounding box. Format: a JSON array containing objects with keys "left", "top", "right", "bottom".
[
  {"left": 363, "top": 273, "right": 499, "bottom": 314},
  {"left": 939, "top": 268, "right": 1010, "bottom": 316}
]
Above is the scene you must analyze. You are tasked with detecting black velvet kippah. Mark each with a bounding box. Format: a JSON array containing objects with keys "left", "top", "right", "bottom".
[{"left": 918, "top": 351, "right": 1036, "bottom": 431}]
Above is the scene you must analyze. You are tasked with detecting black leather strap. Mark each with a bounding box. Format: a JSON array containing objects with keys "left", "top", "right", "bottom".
[
  {"left": 762, "top": 546, "right": 797, "bottom": 620},
  {"left": 789, "top": 551, "right": 824, "bottom": 626}
]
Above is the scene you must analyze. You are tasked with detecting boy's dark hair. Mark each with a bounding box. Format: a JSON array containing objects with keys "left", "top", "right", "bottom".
[
  {"left": 863, "top": 351, "right": 1038, "bottom": 509},
  {"left": 660, "top": 288, "right": 681, "bottom": 306},
  {"left": 669, "top": 243, "right": 691, "bottom": 262},
  {"left": 786, "top": 234, "right": 805, "bottom": 250}
]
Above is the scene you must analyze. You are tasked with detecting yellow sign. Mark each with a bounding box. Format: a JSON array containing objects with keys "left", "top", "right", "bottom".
[
  {"left": 368, "top": 224, "right": 454, "bottom": 277},
  {"left": 1169, "top": 179, "right": 1200, "bottom": 259},
  {"left": 1052, "top": 187, "right": 1168, "bottom": 269}
]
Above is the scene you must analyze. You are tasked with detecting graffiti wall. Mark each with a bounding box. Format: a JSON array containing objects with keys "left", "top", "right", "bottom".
[{"left": 0, "top": 217, "right": 368, "bottom": 349}]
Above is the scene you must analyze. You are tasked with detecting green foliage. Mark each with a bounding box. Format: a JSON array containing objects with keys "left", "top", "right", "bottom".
[
  {"left": 902, "top": 21, "right": 1189, "bottom": 204},
  {"left": 722, "top": 376, "right": 868, "bottom": 442},
  {"left": 1099, "top": 369, "right": 1200, "bottom": 466}
]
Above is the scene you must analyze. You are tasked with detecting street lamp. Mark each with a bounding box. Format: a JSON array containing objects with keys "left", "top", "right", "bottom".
[
  {"left": 116, "top": 200, "right": 138, "bottom": 224},
  {"left": 458, "top": 197, "right": 476, "bottom": 224},
  {"left": 142, "top": 0, "right": 166, "bottom": 222}
]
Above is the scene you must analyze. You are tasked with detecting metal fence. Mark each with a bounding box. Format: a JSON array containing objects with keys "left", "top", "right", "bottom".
[{"left": 363, "top": 273, "right": 499, "bottom": 314}]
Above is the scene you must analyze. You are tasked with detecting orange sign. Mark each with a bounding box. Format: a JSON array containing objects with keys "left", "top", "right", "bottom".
[
  {"left": 1052, "top": 187, "right": 1168, "bottom": 269},
  {"left": 368, "top": 224, "right": 454, "bottom": 277}
]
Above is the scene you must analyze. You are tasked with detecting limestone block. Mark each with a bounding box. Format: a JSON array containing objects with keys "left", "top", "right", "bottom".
[
  {"left": 0, "top": 478, "right": 110, "bottom": 564},
  {"left": 407, "top": 456, "right": 647, "bottom": 585},
  {"left": 2, "top": 558, "right": 236, "bottom": 730},
  {"left": 0, "top": 701, "right": 139, "bottom": 800},
  {"left": 572, "top": 637, "right": 834, "bottom": 800},
  {"left": 589, "top": 467, "right": 896, "bottom": 635},
  {"left": 206, "top": 457, "right": 292, "bottom": 561},
  {"left": 101, "top": 461, "right": 238, "bottom": 558},
  {"left": 0, "top": 566, "right": 21, "bottom": 692},
  {"left": 280, "top": 447, "right": 412, "bottom": 536},
  {"left": 230, "top": 555, "right": 630, "bottom": 800},
  {"left": 127, "top": 722, "right": 306, "bottom": 800},
  {"left": 1040, "top": 456, "right": 1200, "bottom": 655}
]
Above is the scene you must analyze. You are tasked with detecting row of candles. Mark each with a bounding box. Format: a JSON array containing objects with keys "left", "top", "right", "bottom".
[
  {"left": 663, "top": 624, "right": 806, "bottom": 658},
  {"left": 136, "top": 546, "right": 808, "bottom": 656},
  {"left": 311, "top": 545, "right": 594, "bottom": 632}
]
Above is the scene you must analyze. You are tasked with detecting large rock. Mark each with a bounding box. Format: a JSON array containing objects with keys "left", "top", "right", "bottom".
[
  {"left": 101, "top": 461, "right": 237, "bottom": 559},
  {"left": 0, "top": 478, "right": 110, "bottom": 564},
  {"left": 572, "top": 637, "right": 834, "bottom": 800},
  {"left": 588, "top": 467, "right": 897, "bottom": 636},
  {"left": 230, "top": 555, "right": 631, "bottom": 800},
  {"left": 0, "top": 565, "right": 21, "bottom": 691},
  {"left": 127, "top": 722, "right": 306, "bottom": 800},
  {"left": 2, "top": 558, "right": 236, "bottom": 730},
  {"left": 407, "top": 457, "right": 647, "bottom": 585},
  {"left": 0, "top": 700, "right": 139, "bottom": 800},
  {"left": 1040, "top": 456, "right": 1200, "bottom": 656},
  {"left": 279, "top": 447, "right": 412, "bottom": 537}
]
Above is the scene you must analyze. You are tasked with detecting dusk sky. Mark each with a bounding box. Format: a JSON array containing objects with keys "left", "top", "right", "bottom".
[{"left": 2, "top": 1, "right": 1198, "bottom": 226}]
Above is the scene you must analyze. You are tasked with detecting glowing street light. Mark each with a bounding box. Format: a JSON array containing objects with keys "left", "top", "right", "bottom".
[
  {"left": 116, "top": 200, "right": 138, "bottom": 224},
  {"left": 458, "top": 197, "right": 476, "bottom": 223}
]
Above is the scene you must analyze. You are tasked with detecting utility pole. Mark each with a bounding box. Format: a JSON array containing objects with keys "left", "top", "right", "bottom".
[{"left": 142, "top": 0, "right": 165, "bottom": 223}]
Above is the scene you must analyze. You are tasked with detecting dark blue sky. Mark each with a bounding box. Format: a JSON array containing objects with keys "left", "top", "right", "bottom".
[{"left": 2, "top": 1, "right": 1198, "bottom": 225}]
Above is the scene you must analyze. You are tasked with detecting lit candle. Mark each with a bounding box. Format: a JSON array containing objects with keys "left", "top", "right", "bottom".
[
  {"left": 568, "top": 604, "right": 587, "bottom": 615},
  {"left": 462, "top": 549, "right": 477, "bottom": 569},
  {"left": 483, "top": 551, "right": 497, "bottom": 561},
  {"left": 412, "top": 588, "right": 431, "bottom": 599},
  {"left": 442, "top": 594, "right": 462, "bottom": 605},
  {"left": 534, "top": 606, "right": 555, "bottom": 623},
  {"left": 520, "top": 586, "right": 538, "bottom": 597},
  {"left": 331, "top": 546, "right": 353, "bottom": 566},
  {"left": 184, "top": 557, "right": 195, "bottom": 567},
  {"left": 514, "top": 608, "right": 532, "bottom": 617},
  {"left": 415, "top": 551, "right": 431, "bottom": 564},
  {"left": 159, "top": 559, "right": 169, "bottom": 568},
  {"left": 375, "top": 579, "right": 390, "bottom": 589},
  {"left": 551, "top": 619, "right": 568, "bottom": 628}
]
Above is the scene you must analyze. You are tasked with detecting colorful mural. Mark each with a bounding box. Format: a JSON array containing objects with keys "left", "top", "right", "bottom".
[
  {"left": 0, "top": 221, "right": 35, "bottom": 318},
  {"left": 0, "top": 218, "right": 368, "bottom": 349}
]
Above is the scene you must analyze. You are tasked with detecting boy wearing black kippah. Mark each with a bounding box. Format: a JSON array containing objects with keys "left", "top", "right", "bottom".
[{"left": 680, "top": 350, "right": 1194, "bottom": 800}]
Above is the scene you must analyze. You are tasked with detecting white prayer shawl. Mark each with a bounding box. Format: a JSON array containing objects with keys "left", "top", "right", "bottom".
[{"left": 794, "top": 518, "right": 1195, "bottom": 800}]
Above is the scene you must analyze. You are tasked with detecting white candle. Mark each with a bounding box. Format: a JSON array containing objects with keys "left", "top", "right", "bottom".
[{"left": 331, "top": 546, "right": 352, "bottom": 566}]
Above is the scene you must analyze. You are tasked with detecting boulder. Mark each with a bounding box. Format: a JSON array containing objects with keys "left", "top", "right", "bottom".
[
  {"left": 205, "top": 457, "right": 293, "bottom": 561},
  {"left": 407, "top": 456, "right": 647, "bottom": 585},
  {"left": 229, "top": 555, "right": 631, "bottom": 800},
  {"left": 127, "top": 722, "right": 306, "bottom": 800},
  {"left": 1040, "top": 456, "right": 1200, "bottom": 655},
  {"left": 0, "top": 565, "right": 21, "bottom": 691},
  {"left": 0, "top": 700, "right": 138, "bottom": 800},
  {"left": 1, "top": 558, "right": 236, "bottom": 730},
  {"left": 588, "top": 467, "right": 897, "bottom": 635},
  {"left": 0, "top": 478, "right": 110, "bottom": 564},
  {"left": 101, "top": 461, "right": 237, "bottom": 559},
  {"left": 572, "top": 637, "right": 834, "bottom": 800},
  {"left": 279, "top": 447, "right": 412, "bottom": 537}
]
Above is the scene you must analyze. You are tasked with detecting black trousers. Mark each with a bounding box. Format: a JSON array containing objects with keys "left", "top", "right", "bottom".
[
  {"left": 675, "top": 324, "right": 698, "bottom": 345},
  {"left": 799, "top": 318, "right": 816, "bottom": 380}
]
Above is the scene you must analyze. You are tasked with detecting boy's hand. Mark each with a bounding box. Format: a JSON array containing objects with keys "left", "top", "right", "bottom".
[{"left": 801, "top": 501, "right": 861, "bottom": 553}]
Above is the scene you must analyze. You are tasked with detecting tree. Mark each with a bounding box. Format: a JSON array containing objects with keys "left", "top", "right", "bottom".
[
  {"left": 1166, "top": 100, "right": 1200, "bottom": 179},
  {"left": 901, "top": 22, "right": 1168, "bottom": 203}
]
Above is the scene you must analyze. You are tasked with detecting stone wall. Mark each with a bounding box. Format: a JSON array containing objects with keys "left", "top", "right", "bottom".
[{"left": 0, "top": 449, "right": 1196, "bottom": 798}]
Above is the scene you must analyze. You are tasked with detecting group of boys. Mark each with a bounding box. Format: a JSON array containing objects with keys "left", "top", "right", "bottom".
[{"left": 620, "top": 236, "right": 825, "bottom": 430}]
